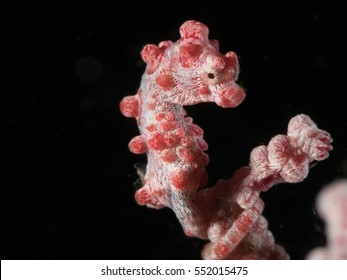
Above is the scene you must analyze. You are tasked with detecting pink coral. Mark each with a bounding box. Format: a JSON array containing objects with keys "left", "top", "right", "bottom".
[
  {"left": 120, "top": 20, "right": 333, "bottom": 259},
  {"left": 307, "top": 180, "right": 347, "bottom": 259}
]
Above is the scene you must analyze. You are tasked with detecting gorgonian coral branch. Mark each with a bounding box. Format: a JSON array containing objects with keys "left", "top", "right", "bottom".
[{"left": 307, "top": 180, "right": 347, "bottom": 260}]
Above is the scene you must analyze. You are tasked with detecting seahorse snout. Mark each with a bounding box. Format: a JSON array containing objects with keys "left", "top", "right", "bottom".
[{"left": 215, "top": 84, "right": 245, "bottom": 108}]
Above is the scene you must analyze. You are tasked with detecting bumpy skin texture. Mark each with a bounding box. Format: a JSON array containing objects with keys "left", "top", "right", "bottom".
[{"left": 120, "top": 20, "right": 333, "bottom": 259}]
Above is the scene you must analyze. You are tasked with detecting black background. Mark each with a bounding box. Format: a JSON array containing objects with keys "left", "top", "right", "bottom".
[{"left": 3, "top": 0, "right": 347, "bottom": 259}]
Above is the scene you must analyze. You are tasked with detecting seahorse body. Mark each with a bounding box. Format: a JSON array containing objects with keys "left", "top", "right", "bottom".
[{"left": 120, "top": 20, "right": 245, "bottom": 237}]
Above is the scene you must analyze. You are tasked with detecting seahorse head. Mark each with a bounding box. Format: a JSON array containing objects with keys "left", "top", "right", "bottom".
[{"left": 140, "top": 20, "right": 246, "bottom": 108}]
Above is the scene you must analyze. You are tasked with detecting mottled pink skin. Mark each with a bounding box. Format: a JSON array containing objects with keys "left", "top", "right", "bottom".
[
  {"left": 307, "top": 180, "right": 347, "bottom": 260},
  {"left": 120, "top": 20, "right": 246, "bottom": 238},
  {"left": 120, "top": 21, "right": 333, "bottom": 259}
]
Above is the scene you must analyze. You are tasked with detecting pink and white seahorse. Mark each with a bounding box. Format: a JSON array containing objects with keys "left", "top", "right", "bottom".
[
  {"left": 120, "top": 20, "right": 246, "bottom": 238},
  {"left": 120, "top": 20, "right": 332, "bottom": 259}
]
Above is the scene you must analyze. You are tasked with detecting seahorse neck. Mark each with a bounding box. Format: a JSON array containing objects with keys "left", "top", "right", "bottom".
[{"left": 139, "top": 79, "right": 187, "bottom": 134}]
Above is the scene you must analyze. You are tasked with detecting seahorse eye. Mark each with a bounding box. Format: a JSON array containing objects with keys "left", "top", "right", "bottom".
[{"left": 207, "top": 73, "right": 215, "bottom": 79}]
